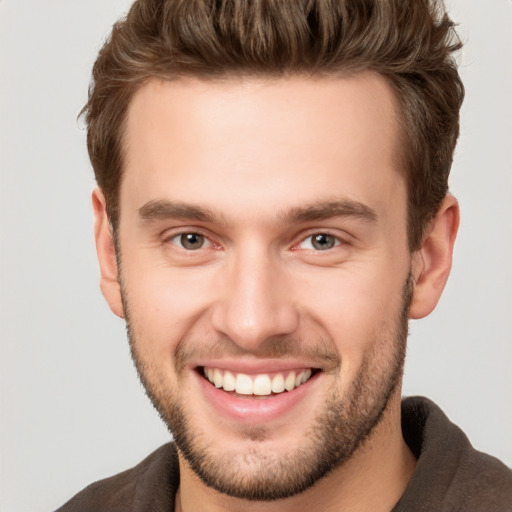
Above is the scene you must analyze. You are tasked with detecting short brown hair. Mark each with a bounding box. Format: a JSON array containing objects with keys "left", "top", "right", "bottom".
[{"left": 83, "top": 0, "right": 464, "bottom": 250}]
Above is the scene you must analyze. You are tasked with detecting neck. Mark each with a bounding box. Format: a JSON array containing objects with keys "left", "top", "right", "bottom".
[{"left": 176, "top": 392, "right": 416, "bottom": 512}]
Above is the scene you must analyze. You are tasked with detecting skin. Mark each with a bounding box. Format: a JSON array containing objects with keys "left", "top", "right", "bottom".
[{"left": 93, "top": 74, "right": 459, "bottom": 512}]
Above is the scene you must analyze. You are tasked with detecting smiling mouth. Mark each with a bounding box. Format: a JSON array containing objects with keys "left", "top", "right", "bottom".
[{"left": 199, "top": 367, "right": 320, "bottom": 397}]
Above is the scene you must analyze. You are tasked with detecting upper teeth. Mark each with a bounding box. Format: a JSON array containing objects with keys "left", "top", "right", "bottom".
[{"left": 203, "top": 368, "right": 313, "bottom": 396}]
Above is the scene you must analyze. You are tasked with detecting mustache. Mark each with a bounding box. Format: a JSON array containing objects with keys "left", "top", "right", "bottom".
[{"left": 174, "top": 333, "right": 341, "bottom": 374}]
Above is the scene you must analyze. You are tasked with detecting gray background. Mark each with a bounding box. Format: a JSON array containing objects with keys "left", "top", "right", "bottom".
[{"left": 1, "top": 1, "right": 511, "bottom": 510}]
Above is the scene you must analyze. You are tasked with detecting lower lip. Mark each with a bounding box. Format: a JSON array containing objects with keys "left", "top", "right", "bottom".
[{"left": 195, "top": 370, "right": 320, "bottom": 423}]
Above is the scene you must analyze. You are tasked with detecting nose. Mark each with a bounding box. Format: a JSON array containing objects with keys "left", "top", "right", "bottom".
[{"left": 210, "top": 246, "right": 299, "bottom": 352}]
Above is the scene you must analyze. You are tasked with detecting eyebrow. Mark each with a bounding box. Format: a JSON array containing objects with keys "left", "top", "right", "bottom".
[
  {"left": 138, "top": 200, "right": 216, "bottom": 223},
  {"left": 284, "top": 199, "right": 378, "bottom": 224},
  {"left": 137, "top": 198, "right": 377, "bottom": 225}
]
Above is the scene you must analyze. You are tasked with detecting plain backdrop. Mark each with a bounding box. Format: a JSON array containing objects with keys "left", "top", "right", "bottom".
[{"left": 1, "top": 1, "right": 511, "bottom": 510}]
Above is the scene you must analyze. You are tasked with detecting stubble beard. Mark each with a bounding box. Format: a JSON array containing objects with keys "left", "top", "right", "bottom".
[{"left": 122, "top": 272, "right": 412, "bottom": 502}]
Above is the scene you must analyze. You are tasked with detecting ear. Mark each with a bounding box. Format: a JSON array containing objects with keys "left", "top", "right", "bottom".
[
  {"left": 409, "top": 194, "right": 460, "bottom": 319},
  {"left": 92, "top": 188, "right": 125, "bottom": 318}
]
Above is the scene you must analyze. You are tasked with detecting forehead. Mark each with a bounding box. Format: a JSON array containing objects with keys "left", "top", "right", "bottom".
[{"left": 121, "top": 74, "right": 405, "bottom": 226}]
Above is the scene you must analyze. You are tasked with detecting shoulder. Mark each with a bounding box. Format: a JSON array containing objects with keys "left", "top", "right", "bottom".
[
  {"left": 446, "top": 433, "right": 512, "bottom": 509},
  {"left": 395, "top": 397, "right": 512, "bottom": 511},
  {"left": 54, "top": 443, "right": 179, "bottom": 512}
]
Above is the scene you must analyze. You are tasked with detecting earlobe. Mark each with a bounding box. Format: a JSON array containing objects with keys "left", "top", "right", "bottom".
[
  {"left": 409, "top": 194, "right": 460, "bottom": 319},
  {"left": 92, "top": 188, "right": 125, "bottom": 318}
]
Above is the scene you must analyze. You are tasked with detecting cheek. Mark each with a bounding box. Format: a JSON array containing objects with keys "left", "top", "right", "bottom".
[
  {"left": 121, "top": 261, "right": 218, "bottom": 355},
  {"left": 296, "top": 264, "right": 407, "bottom": 357}
]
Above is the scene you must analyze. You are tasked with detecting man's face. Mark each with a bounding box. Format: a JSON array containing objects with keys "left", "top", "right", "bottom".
[{"left": 115, "top": 74, "right": 413, "bottom": 499}]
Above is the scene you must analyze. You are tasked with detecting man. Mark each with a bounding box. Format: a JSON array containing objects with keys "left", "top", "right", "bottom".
[{"left": 56, "top": 0, "right": 512, "bottom": 510}]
